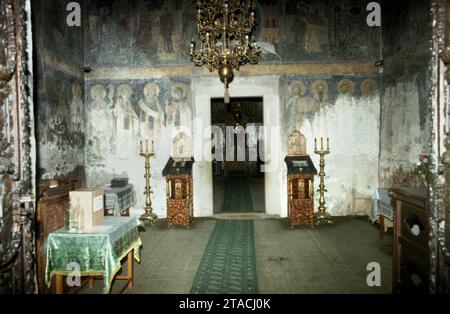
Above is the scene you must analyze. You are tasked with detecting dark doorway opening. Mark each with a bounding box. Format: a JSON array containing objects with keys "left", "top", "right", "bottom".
[{"left": 211, "top": 97, "right": 265, "bottom": 214}]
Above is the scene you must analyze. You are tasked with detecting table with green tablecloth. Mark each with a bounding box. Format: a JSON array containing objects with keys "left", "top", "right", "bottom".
[{"left": 45, "top": 216, "right": 142, "bottom": 294}]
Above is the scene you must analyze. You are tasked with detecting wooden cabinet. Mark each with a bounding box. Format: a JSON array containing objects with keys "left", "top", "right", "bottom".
[
  {"left": 285, "top": 156, "right": 317, "bottom": 229},
  {"left": 162, "top": 158, "right": 194, "bottom": 228},
  {"left": 389, "top": 188, "right": 429, "bottom": 293}
]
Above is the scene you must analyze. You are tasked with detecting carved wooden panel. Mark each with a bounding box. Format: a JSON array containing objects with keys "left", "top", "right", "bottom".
[
  {"left": 166, "top": 175, "right": 193, "bottom": 228},
  {"left": 0, "top": 0, "right": 35, "bottom": 294},
  {"left": 287, "top": 174, "right": 315, "bottom": 229},
  {"left": 431, "top": 0, "right": 450, "bottom": 294},
  {"left": 35, "top": 183, "right": 72, "bottom": 293}
]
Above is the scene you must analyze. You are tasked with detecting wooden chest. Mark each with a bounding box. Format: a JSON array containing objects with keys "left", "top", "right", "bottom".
[{"left": 69, "top": 188, "right": 104, "bottom": 232}]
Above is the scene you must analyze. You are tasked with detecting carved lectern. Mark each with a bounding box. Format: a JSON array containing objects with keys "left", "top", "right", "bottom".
[
  {"left": 162, "top": 157, "right": 195, "bottom": 228},
  {"left": 285, "top": 131, "right": 317, "bottom": 229}
]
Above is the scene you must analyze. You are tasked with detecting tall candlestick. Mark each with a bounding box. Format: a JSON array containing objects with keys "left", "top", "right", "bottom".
[
  {"left": 314, "top": 137, "right": 332, "bottom": 225},
  {"left": 139, "top": 139, "right": 157, "bottom": 224}
]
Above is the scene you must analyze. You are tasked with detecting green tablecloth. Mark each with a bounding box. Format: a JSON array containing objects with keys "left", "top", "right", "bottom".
[{"left": 45, "top": 217, "right": 142, "bottom": 294}]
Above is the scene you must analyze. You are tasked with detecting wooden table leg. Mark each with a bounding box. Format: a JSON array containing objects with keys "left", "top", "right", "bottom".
[
  {"left": 55, "top": 274, "right": 63, "bottom": 294},
  {"left": 88, "top": 277, "right": 94, "bottom": 288},
  {"left": 379, "top": 215, "right": 385, "bottom": 241},
  {"left": 127, "top": 250, "right": 133, "bottom": 289}
]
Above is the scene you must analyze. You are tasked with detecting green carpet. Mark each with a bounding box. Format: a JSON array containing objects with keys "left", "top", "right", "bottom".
[
  {"left": 221, "top": 178, "right": 254, "bottom": 212},
  {"left": 190, "top": 220, "right": 259, "bottom": 294}
]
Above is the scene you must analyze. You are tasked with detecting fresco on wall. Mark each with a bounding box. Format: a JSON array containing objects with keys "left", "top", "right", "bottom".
[
  {"left": 85, "top": 0, "right": 380, "bottom": 67},
  {"left": 379, "top": 0, "right": 431, "bottom": 188},
  {"left": 34, "top": 0, "right": 84, "bottom": 66},
  {"left": 283, "top": 75, "right": 380, "bottom": 215},
  {"left": 379, "top": 69, "right": 429, "bottom": 187},
  {"left": 382, "top": 0, "right": 431, "bottom": 57},
  {"left": 85, "top": 77, "right": 192, "bottom": 216},
  {"left": 85, "top": 77, "right": 192, "bottom": 167},
  {"left": 36, "top": 70, "right": 86, "bottom": 180},
  {"left": 32, "top": 0, "right": 87, "bottom": 181}
]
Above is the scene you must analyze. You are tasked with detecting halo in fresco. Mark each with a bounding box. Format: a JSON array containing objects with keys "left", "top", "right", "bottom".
[
  {"left": 288, "top": 80, "right": 307, "bottom": 96},
  {"left": 337, "top": 79, "right": 354, "bottom": 96},
  {"left": 171, "top": 82, "right": 188, "bottom": 99},
  {"left": 360, "top": 79, "right": 377, "bottom": 97},
  {"left": 143, "top": 82, "right": 161, "bottom": 97},
  {"left": 311, "top": 80, "right": 329, "bottom": 99}
]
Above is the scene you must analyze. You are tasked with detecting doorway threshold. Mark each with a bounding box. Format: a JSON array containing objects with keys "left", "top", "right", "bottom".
[{"left": 213, "top": 213, "right": 279, "bottom": 220}]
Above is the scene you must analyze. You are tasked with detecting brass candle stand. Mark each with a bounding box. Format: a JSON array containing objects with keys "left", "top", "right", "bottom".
[
  {"left": 139, "top": 140, "right": 158, "bottom": 224},
  {"left": 314, "top": 137, "right": 333, "bottom": 225}
]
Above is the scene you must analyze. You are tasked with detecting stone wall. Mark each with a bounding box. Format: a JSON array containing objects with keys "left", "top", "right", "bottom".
[
  {"left": 379, "top": 0, "right": 431, "bottom": 187},
  {"left": 33, "top": 0, "right": 86, "bottom": 182},
  {"left": 281, "top": 75, "right": 380, "bottom": 216},
  {"left": 82, "top": 0, "right": 383, "bottom": 216},
  {"left": 32, "top": 0, "right": 386, "bottom": 216}
]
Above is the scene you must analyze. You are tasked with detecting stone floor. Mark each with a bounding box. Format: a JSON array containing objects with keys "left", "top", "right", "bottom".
[{"left": 81, "top": 216, "right": 392, "bottom": 294}]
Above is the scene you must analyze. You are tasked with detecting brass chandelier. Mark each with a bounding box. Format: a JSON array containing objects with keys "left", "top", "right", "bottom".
[{"left": 190, "top": 0, "right": 261, "bottom": 103}]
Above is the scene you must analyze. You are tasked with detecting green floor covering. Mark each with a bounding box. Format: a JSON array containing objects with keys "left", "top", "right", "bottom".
[
  {"left": 190, "top": 220, "right": 259, "bottom": 294},
  {"left": 221, "top": 178, "right": 255, "bottom": 212}
]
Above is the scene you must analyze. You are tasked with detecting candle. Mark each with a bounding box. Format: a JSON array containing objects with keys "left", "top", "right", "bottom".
[
  {"left": 327, "top": 138, "right": 329, "bottom": 150},
  {"left": 321, "top": 137, "right": 323, "bottom": 150},
  {"left": 314, "top": 138, "right": 317, "bottom": 151},
  {"left": 152, "top": 140, "right": 155, "bottom": 153},
  {"left": 146, "top": 139, "right": 149, "bottom": 153}
]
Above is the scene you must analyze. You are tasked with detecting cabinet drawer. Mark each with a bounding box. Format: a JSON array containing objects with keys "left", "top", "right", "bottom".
[
  {"left": 400, "top": 203, "right": 429, "bottom": 249},
  {"left": 399, "top": 243, "right": 429, "bottom": 293}
]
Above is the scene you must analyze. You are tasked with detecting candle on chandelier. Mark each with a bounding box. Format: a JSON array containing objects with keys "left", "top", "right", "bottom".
[
  {"left": 152, "top": 140, "right": 155, "bottom": 154},
  {"left": 146, "top": 139, "right": 149, "bottom": 153},
  {"left": 314, "top": 138, "right": 317, "bottom": 151},
  {"left": 327, "top": 137, "right": 329, "bottom": 151},
  {"left": 140, "top": 141, "right": 143, "bottom": 153}
]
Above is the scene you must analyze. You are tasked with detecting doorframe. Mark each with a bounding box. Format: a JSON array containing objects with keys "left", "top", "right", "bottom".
[
  {"left": 210, "top": 97, "right": 265, "bottom": 214},
  {"left": 191, "top": 75, "right": 286, "bottom": 218}
]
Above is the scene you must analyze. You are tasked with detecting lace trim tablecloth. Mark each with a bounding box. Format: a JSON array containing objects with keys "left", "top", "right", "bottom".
[{"left": 371, "top": 188, "right": 394, "bottom": 222}]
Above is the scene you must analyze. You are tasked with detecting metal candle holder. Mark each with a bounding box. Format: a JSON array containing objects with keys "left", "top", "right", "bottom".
[
  {"left": 314, "top": 137, "right": 333, "bottom": 225},
  {"left": 139, "top": 139, "right": 158, "bottom": 224}
]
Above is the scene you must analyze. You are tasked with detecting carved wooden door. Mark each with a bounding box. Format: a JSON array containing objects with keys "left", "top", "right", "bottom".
[
  {"left": 429, "top": 0, "right": 450, "bottom": 294},
  {"left": 0, "top": 0, "right": 36, "bottom": 294}
]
